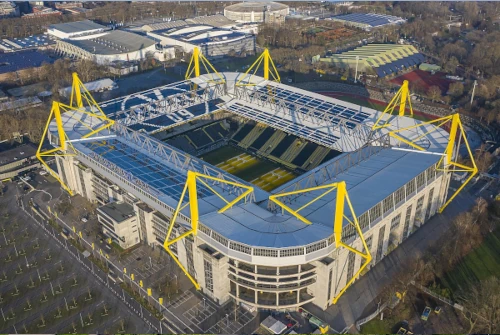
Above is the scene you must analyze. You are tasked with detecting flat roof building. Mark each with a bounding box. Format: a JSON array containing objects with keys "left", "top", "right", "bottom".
[
  {"left": 55, "top": 30, "right": 157, "bottom": 65},
  {"left": 0, "top": 144, "right": 40, "bottom": 180},
  {"left": 148, "top": 25, "right": 255, "bottom": 58},
  {"left": 0, "top": 50, "right": 54, "bottom": 81},
  {"left": 48, "top": 19, "right": 108, "bottom": 40},
  {"left": 329, "top": 13, "right": 406, "bottom": 31},
  {"left": 97, "top": 201, "right": 139, "bottom": 249}
]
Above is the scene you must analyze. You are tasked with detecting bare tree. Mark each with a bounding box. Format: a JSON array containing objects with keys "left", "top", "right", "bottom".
[
  {"left": 459, "top": 277, "right": 500, "bottom": 334},
  {"left": 427, "top": 85, "right": 442, "bottom": 102}
]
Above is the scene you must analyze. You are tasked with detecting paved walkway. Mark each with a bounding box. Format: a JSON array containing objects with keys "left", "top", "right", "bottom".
[{"left": 304, "top": 190, "right": 477, "bottom": 333}]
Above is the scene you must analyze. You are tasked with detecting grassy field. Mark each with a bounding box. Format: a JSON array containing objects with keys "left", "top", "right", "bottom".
[
  {"left": 441, "top": 228, "right": 500, "bottom": 294},
  {"left": 201, "top": 146, "right": 295, "bottom": 191}
]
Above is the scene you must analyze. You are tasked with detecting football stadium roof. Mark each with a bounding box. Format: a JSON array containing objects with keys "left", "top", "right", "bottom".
[{"left": 48, "top": 72, "right": 449, "bottom": 249}]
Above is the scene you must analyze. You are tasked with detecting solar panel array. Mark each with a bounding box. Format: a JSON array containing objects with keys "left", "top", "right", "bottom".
[
  {"left": 372, "top": 53, "right": 425, "bottom": 78},
  {"left": 128, "top": 98, "right": 224, "bottom": 132},
  {"left": 333, "top": 13, "right": 404, "bottom": 27},
  {"left": 0, "top": 34, "right": 55, "bottom": 52},
  {"left": 226, "top": 102, "right": 340, "bottom": 148},
  {"left": 253, "top": 85, "right": 371, "bottom": 128},
  {"left": 101, "top": 81, "right": 193, "bottom": 117},
  {"left": 0, "top": 50, "right": 54, "bottom": 75},
  {"left": 83, "top": 139, "right": 212, "bottom": 200}
]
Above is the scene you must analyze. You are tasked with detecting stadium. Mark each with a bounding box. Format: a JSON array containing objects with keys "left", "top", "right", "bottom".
[{"left": 38, "top": 49, "right": 476, "bottom": 311}]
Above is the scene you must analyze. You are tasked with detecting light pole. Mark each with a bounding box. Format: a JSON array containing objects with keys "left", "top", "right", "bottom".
[
  {"left": 470, "top": 80, "right": 477, "bottom": 105},
  {"left": 354, "top": 55, "right": 359, "bottom": 83}
]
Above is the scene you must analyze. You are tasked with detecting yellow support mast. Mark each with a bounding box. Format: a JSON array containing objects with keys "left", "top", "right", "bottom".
[
  {"left": 236, "top": 48, "right": 280, "bottom": 86},
  {"left": 372, "top": 80, "right": 413, "bottom": 130},
  {"left": 163, "top": 171, "right": 254, "bottom": 289},
  {"left": 36, "top": 72, "right": 115, "bottom": 195},
  {"left": 185, "top": 47, "right": 225, "bottom": 84},
  {"left": 388, "top": 113, "right": 478, "bottom": 213},
  {"left": 269, "top": 181, "right": 372, "bottom": 304}
]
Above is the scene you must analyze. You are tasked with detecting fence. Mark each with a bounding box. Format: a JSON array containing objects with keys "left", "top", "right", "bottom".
[{"left": 411, "top": 281, "right": 464, "bottom": 311}]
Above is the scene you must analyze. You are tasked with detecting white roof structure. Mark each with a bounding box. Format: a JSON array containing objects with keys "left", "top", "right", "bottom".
[
  {"left": 49, "top": 72, "right": 449, "bottom": 252},
  {"left": 59, "top": 78, "right": 116, "bottom": 97}
]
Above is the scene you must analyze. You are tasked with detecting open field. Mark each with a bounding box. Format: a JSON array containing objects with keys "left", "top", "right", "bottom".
[
  {"left": 441, "top": 228, "right": 500, "bottom": 294},
  {"left": 201, "top": 146, "right": 295, "bottom": 191}
]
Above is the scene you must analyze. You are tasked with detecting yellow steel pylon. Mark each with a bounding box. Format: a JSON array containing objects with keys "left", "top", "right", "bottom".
[
  {"left": 388, "top": 113, "right": 478, "bottom": 213},
  {"left": 185, "top": 47, "right": 225, "bottom": 84},
  {"left": 163, "top": 171, "right": 254, "bottom": 289},
  {"left": 269, "top": 182, "right": 371, "bottom": 304},
  {"left": 36, "top": 72, "right": 115, "bottom": 195},
  {"left": 372, "top": 80, "right": 413, "bottom": 130},
  {"left": 236, "top": 48, "right": 280, "bottom": 86}
]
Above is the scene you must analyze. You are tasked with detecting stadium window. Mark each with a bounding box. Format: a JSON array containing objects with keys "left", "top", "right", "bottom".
[
  {"left": 199, "top": 225, "right": 212, "bottom": 237},
  {"left": 229, "top": 242, "right": 251, "bottom": 255},
  {"left": 254, "top": 248, "right": 278, "bottom": 257},
  {"left": 416, "top": 172, "right": 426, "bottom": 189},
  {"left": 427, "top": 165, "right": 436, "bottom": 181},
  {"left": 358, "top": 212, "right": 369, "bottom": 230},
  {"left": 405, "top": 179, "right": 416, "bottom": 197},
  {"left": 342, "top": 224, "right": 355, "bottom": 241},
  {"left": 280, "top": 248, "right": 305, "bottom": 257},
  {"left": 394, "top": 186, "right": 405, "bottom": 205},
  {"left": 212, "top": 232, "right": 228, "bottom": 247},
  {"left": 306, "top": 240, "right": 327, "bottom": 254},
  {"left": 369, "top": 203, "right": 382, "bottom": 223},
  {"left": 382, "top": 195, "right": 394, "bottom": 214},
  {"left": 390, "top": 213, "right": 402, "bottom": 232}
]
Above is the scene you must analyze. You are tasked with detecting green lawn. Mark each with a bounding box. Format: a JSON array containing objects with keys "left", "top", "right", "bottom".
[
  {"left": 200, "top": 146, "right": 243, "bottom": 165},
  {"left": 441, "top": 229, "right": 500, "bottom": 294},
  {"left": 361, "top": 318, "right": 392, "bottom": 334}
]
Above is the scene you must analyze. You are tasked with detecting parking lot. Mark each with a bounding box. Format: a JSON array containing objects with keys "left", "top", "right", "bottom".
[{"left": 0, "top": 183, "right": 150, "bottom": 333}]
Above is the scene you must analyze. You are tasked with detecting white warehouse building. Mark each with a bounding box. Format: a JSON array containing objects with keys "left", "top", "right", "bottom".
[
  {"left": 47, "top": 20, "right": 108, "bottom": 40},
  {"left": 44, "top": 70, "right": 469, "bottom": 313},
  {"left": 55, "top": 30, "right": 163, "bottom": 65},
  {"left": 148, "top": 24, "right": 255, "bottom": 58}
]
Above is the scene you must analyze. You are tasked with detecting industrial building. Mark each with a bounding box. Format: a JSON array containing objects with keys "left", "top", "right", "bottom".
[
  {"left": 0, "top": 144, "right": 40, "bottom": 180},
  {"left": 55, "top": 30, "right": 158, "bottom": 65},
  {"left": 147, "top": 25, "right": 255, "bottom": 58},
  {"left": 319, "top": 44, "right": 425, "bottom": 78},
  {"left": 0, "top": 1, "right": 19, "bottom": 18},
  {"left": 330, "top": 13, "right": 406, "bottom": 31},
  {"left": 39, "top": 51, "right": 475, "bottom": 312},
  {"left": 224, "top": 2, "right": 289, "bottom": 23},
  {"left": 47, "top": 19, "right": 108, "bottom": 40},
  {"left": 0, "top": 34, "right": 56, "bottom": 53},
  {"left": 0, "top": 50, "right": 54, "bottom": 81}
]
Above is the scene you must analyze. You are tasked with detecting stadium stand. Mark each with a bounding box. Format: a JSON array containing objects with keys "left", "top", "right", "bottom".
[
  {"left": 249, "top": 128, "right": 276, "bottom": 151},
  {"left": 270, "top": 134, "right": 296, "bottom": 158},
  {"left": 258, "top": 131, "right": 286, "bottom": 155},
  {"left": 232, "top": 123, "right": 254, "bottom": 143},
  {"left": 166, "top": 121, "right": 230, "bottom": 153},
  {"left": 280, "top": 139, "right": 307, "bottom": 163},
  {"left": 292, "top": 142, "right": 318, "bottom": 167},
  {"left": 302, "top": 147, "right": 330, "bottom": 170},
  {"left": 239, "top": 124, "right": 266, "bottom": 149}
]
